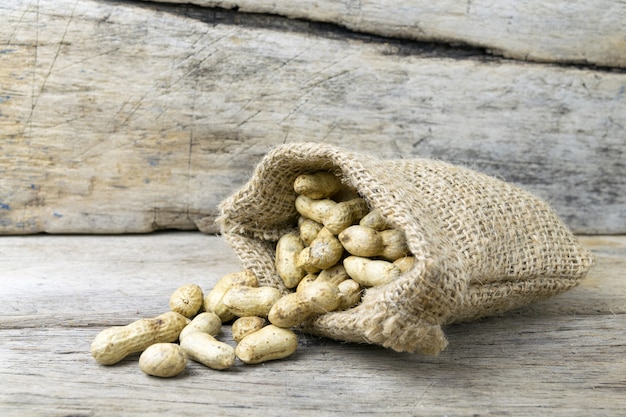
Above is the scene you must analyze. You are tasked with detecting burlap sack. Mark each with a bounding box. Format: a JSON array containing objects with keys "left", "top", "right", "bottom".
[{"left": 215, "top": 142, "right": 594, "bottom": 355}]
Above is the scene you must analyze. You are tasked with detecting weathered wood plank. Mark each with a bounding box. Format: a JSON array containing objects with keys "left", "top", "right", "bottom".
[
  {"left": 0, "top": 233, "right": 624, "bottom": 416},
  {"left": 1, "top": 0, "right": 625, "bottom": 235},
  {"left": 152, "top": 0, "right": 626, "bottom": 68}
]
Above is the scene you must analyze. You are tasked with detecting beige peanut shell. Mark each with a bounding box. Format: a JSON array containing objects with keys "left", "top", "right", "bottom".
[
  {"left": 343, "top": 256, "right": 401, "bottom": 287},
  {"left": 393, "top": 256, "right": 416, "bottom": 273},
  {"left": 359, "top": 209, "right": 392, "bottom": 231},
  {"left": 169, "top": 283, "right": 204, "bottom": 318},
  {"left": 295, "top": 273, "right": 318, "bottom": 293},
  {"left": 323, "top": 198, "right": 369, "bottom": 235},
  {"left": 317, "top": 264, "right": 349, "bottom": 286},
  {"left": 337, "top": 279, "right": 363, "bottom": 310},
  {"left": 379, "top": 229, "right": 410, "bottom": 261},
  {"left": 91, "top": 311, "right": 190, "bottom": 365},
  {"left": 293, "top": 172, "right": 342, "bottom": 199},
  {"left": 139, "top": 343, "right": 187, "bottom": 378},
  {"left": 179, "top": 312, "right": 222, "bottom": 341},
  {"left": 297, "top": 232, "right": 344, "bottom": 271},
  {"left": 275, "top": 232, "right": 306, "bottom": 288},
  {"left": 268, "top": 292, "right": 312, "bottom": 328},
  {"left": 180, "top": 332, "right": 236, "bottom": 370},
  {"left": 203, "top": 270, "right": 259, "bottom": 322},
  {"left": 298, "top": 217, "right": 324, "bottom": 246},
  {"left": 297, "top": 280, "right": 341, "bottom": 314},
  {"left": 295, "top": 195, "right": 337, "bottom": 225},
  {"left": 339, "top": 225, "right": 409, "bottom": 261},
  {"left": 231, "top": 316, "right": 266, "bottom": 343},
  {"left": 338, "top": 225, "right": 383, "bottom": 257},
  {"left": 222, "top": 286, "right": 282, "bottom": 318},
  {"left": 235, "top": 325, "right": 298, "bottom": 364}
]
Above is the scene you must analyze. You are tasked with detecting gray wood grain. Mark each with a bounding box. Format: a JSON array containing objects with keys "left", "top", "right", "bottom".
[
  {"left": 152, "top": 0, "right": 626, "bottom": 68},
  {"left": 1, "top": 233, "right": 624, "bottom": 416},
  {"left": 1, "top": 0, "right": 625, "bottom": 235}
]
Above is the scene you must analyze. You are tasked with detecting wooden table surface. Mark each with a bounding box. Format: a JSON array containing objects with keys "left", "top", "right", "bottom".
[{"left": 1, "top": 232, "right": 625, "bottom": 416}]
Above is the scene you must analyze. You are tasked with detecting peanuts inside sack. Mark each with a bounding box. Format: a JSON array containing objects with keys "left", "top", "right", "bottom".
[{"left": 216, "top": 143, "right": 594, "bottom": 355}]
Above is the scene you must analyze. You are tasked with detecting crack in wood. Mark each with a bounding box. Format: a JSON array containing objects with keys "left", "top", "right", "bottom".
[
  {"left": 102, "top": 0, "right": 626, "bottom": 72},
  {"left": 100, "top": 0, "right": 493, "bottom": 61}
]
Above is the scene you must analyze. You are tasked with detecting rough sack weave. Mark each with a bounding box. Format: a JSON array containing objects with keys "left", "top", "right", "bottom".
[{"left": 215, "top": 143, "right": 594, "bottom": 355}]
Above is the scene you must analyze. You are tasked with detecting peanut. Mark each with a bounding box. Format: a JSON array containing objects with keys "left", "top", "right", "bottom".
[
  {"left": 268, "top": 292, "right": 312, "bottom": 328},
  {"left": 295, "top": 273, "right": 318, "bottom": 293},
  {"left": 295, "top": 195, "right": 337, "bottom": 224},
  {"left": 297, "top": 229, "right": 344, "bottom": 272},
  {"left": 343, "top": 256, "right": 401, "bottom": 287},
  {"left": 339, "top": 225, "right": 409, "bottom": 261},
  {"left": 338, "top": 225, "right": 383, "bottom": 257},
  {"left": 337, "top": 279, "right": 363, "bottom": 310},
  {"left": 139, "top": 343, "right": 187, "bottom": 378},
  {"left": 394, "top": 256, "right": 416, "bottom": 273},
  {"left": 222, "top": 286, "right": 282, "bottom": 318},
  {"left": 203, "top": 270, "right": 259, "bottom": 322},
  {"left": 295, "top": 194, "right": 369, "bottom": 235},
  {"left": 379, "top": 229, "right": 410, "bottom": 261},
  {"left": 298, "top": 216, "right": 323, "bottom": 246},
  {"left": 268, "top": 280, "right": 341, "bottom": 327},
  {"left": 323, "top": 198, "right": 369, "bottom": 235},
  {"left": 169, "top": 283, "right": 204, "bottom": 318},
  {"left": 91, "top": 311, "right": 190, "bottom": 365},
  {"left": 231, "top": 316, "right": 266, "bottom": 343},
  {"left": 179, "top": 312, "right": 222, "bottom": 341},
  {"left": 275, "top": 232, "right": 306, "bottom": 288},
  {"left": 235, "top": 325, "right": 298, "bottom": 364},
  {"left": 297, "top": 280, "right": 341, "bottom": 314},
  {"left": 294, "top": 265, "right": 347, "bottom": 294},
  {"left": 316, "top": 264, "right": 349, "bottom": 286},
  {"left": 293, "top": 172, "right": 342, "bottom": 199},
  {"left": 359, "top": 209, "right": 392, "bottom": 231},
  {"left": 180, "top": 331, "right": 236, "bottom": 370}
]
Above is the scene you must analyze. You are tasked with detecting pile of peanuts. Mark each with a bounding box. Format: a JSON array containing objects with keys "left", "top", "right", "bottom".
[{"left": 90, "top": 172, "right": 414, "bottom": 377}]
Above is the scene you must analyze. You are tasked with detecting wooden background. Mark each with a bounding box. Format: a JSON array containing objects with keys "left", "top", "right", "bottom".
[
  {"left": 158, "top": 0, "right": 626, "bottom": 67},
  {"left": 2, "top": 3, "right": 625, "bottom": 415},
  {"left": 1, "top": 0, "right": 625, "bottom": 235}
]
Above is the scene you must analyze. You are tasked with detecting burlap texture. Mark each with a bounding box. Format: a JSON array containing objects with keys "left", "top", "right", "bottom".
[{"left": 215, "top": 143, "right": 594, "bottom": 355}]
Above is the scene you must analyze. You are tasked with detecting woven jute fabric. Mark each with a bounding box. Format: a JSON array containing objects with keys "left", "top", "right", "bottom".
[{"left": 216, "top": 142, "right": 594, "bottom": 355}]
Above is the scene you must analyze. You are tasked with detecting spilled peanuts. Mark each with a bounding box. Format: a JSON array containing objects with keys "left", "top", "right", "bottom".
[
  {"left": 139, "top": 343, "right": 187, "bottom": 378},
  {"left": 169, "top": 283, "right": 204, "bottom": 318},
  {"left": 90, "top": 170, "right": 412, "bottom": 377}
]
